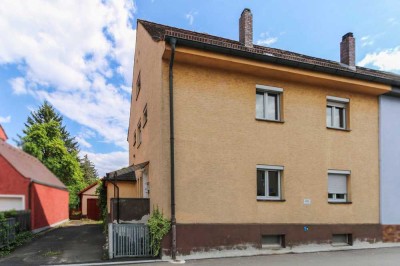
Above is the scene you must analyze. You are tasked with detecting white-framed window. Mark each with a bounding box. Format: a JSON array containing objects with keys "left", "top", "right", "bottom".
[
  {"left": 326, "top": 96, "right": 349, "bottom": 129},
  {"left": 256, "top": 85, "right": 283, "bottom": 121},
  {"left": 143, "top": 104, "right": 148, "bottom": 127},
  {"left": 257, "top": 165, "right": 283, "bottom": 200},
  {"left": 137, "top": 120, "right": 142, "bottom": 146},
  {"left": 328, "top": 170, "right": 350, "bottom": 203}
]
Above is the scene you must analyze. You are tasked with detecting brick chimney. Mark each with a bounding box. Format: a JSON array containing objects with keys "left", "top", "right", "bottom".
[
  {"left": 340, "top": 32, "right": 356, "bottom": 68},
  {"left": 239, "top": 8, "right": 253, "bottom": 48},
  {"left": 0, "top": 125, "right": 8, "bottom": 142}
]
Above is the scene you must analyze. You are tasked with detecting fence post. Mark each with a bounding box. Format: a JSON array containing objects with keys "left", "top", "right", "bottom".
[{"left": 108, "top": 223, "right": 113, "bottom": 259}]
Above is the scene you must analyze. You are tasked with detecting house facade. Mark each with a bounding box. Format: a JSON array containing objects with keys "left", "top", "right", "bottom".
[
  {"left": 380, "top": 89, "right": 400, "bottom": 242},
  {"left": 128, "top": 9, "right": 400, "bottom": 255},
  {"left": 78, "top": 182, "right": 100, "bottom": 220},
  {"left": 0, "top": 126, "right": 69, "bottom": 232}
]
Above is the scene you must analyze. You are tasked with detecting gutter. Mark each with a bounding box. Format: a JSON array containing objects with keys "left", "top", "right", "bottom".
[
  {"left": 386, "top": 86, "right": 400, "bottom": 97},
  {"left": 164, "top": 37, "right": 400, "bottom": 87},
  {"left": 168, "top": 37, "right": 177, "bottom": 260}
]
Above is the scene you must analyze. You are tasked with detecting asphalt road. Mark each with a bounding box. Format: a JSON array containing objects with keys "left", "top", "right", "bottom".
[
  {"left": 0, "top": 220, "right": 105, "bottom": 265},
  {"left": 131, "top": 247, "right": 400, "bottom": 266}
]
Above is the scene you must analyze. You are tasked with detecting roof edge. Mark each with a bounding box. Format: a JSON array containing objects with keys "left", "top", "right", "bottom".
[{"left": 165, "top": 36, "right": 400, "bottom": 87}]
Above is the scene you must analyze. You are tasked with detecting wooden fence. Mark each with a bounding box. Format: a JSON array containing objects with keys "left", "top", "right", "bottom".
[
  {"left": 0, "top": 218, "right": 16, "bottom": 248},
  {"left": 0, "top": 211, "right": 31, "bottom": 248}
]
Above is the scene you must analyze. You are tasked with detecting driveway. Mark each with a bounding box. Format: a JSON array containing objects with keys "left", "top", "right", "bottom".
[{"left": 0, "top": 220, "right": 105, "bottom": 265}]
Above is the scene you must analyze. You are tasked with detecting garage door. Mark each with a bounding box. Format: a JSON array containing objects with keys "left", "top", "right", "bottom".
[
  {"left": 0, "top": 195, "right": 24, "bottom": 211},
  {"left": 87, "top": 198, "right": 100, "bottom": 220}
]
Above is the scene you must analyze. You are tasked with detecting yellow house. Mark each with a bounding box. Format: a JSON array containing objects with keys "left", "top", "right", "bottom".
[{"left": 128, "top": 9, "right": 400, "bottom": 256}]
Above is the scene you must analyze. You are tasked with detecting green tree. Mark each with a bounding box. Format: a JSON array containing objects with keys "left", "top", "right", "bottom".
[
  {"left": 21, "top": 121, "right": 85, "bottom": 208},
  {"left": 80, "top": 154, "right": 98, "bottom": 185},
  {"left": 19, "top": 101, "right": 79, "bottom": 154}
]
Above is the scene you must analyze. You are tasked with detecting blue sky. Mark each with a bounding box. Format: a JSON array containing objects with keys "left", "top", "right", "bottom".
[{"left": 1, "top": 0, "right": 399, "bottom": 176}]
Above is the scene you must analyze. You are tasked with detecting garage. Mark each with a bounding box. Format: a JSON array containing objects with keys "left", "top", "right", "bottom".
[
  {"left": 78, "top": 182, "right": 100, "bottom": 220},
  {"left": 0, "top": 195, "right": 24, "bottom": 211}
]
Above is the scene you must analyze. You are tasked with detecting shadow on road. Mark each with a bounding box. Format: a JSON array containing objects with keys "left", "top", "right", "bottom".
[{"left": 0, "top": 220, "right": 105, "bottom": 265}]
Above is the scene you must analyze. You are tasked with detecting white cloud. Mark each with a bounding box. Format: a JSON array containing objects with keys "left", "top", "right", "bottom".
[
  {"left": 387, "top": 17, "right": 398, "bottom": 26},
  {"left": 358, "top": 46, "right": 400, "bottom": 73},
  {"left": 185, "top": 11, "right": 198, "bottom": 26},
  {"left": 360, "top": 36, "right": 374, "bottom": 47},
  {"left": 0, "top": 115, "right": 11, "bottom": 123},
  {"left": 0, "top": 0, "right": 136, "bottom": 150},
  {"left": 256, "top": 32, "right": 278, "bottom": 46},
  {"left": 80, "top": 150, "right": 128, "bottom": 177},
  {"left": 9, "top": 77, "right": 27, "bottom": 95},
  {"left": 75, "top": 136, "right": 92, "bottom": 149}
]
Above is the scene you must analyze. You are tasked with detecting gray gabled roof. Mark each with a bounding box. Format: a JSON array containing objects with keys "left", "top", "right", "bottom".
[{"left": 0, "top": 140, "right": 67, "bottom": 190}]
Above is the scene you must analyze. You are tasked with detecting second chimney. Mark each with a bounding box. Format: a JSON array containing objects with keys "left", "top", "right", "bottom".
[
  {"left": 340, "top": 32, "right": 356, "bottom": 68},
  {"left": 239, "top": 8, "right": 253, "bottom": 48}
]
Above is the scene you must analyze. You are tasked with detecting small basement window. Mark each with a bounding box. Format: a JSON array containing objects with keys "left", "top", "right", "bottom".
[
  {"left": 332, "top": 234, "right": 352, "bottom": 246},
  {"left": 261, "top": 235, "right": 284, "bottom": 248}
]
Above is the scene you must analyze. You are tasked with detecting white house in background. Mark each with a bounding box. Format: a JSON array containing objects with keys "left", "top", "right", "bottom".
[
  {"left": 78, "top": 182, "right": 100, "bottom": 220},
  {"left": 380, "top": 86, "right": 400, "bottom": 242}
]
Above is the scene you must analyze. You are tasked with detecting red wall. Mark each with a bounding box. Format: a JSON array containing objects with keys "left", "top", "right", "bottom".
[
  {"left": 0, "top": 155, "right": 30, "bottom": 208},
  {"left": 31, "top": 183, "right": 69, "bottom": 230}
]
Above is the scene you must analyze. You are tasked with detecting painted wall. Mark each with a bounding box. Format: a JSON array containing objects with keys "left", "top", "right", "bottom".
[
  {"left": 380, "top": 95, "right": 400, "bottom": 224},
  {"left": 106, "top": 181, "right": 138, "bottom": 212},
  {"left": 81, "top": 184, "right": 98, "bottom": 216},
  {"left": 0, "top": 155, "right": 30, "bottom": 209},
  {"left": 170, "top": 51, "right": 381, "bottom": 225},
  {"left": 131, "top": 26, "right": 385, "bottom": 225},
  {"left": 31, "top": 183, "right": 69, "bottom": 230},
  {"left": 128, "top": 23, "right": 170, "bottom": 213}
]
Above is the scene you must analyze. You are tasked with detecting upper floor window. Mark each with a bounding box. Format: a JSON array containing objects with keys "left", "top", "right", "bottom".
[
  {"left": 133, "top": 130, "right": 137, "bottom": 146},
  {"left": 256, "top": 85, "right": 283, "bottom": 121},
  {"left": 326, "top": 96, "right": 349, "bottom": 130},
  {"left": 137, "top": 120, "right": 142, "bottom": 146},
  {"left": 328, "top": 170, "right": 350, "bottom": 203},
  {"left": 143, "top": 104, "right": 148, "bottom": 127},
  {"left": 136, "top": 72, "right": 141, "bottom": 99},
  {"left": 257, "top": 165, "right": 284, "bottom": 200}
]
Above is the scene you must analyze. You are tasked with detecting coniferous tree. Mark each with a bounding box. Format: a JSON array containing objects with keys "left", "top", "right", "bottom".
[
  {"left": 80, "top": 154, "right": 99, "bottom": 185},
  {"left": 19, "top": 101, "right": 79, "bottom": 154}
]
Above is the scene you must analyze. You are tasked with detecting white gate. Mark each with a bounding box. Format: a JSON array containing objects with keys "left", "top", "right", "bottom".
[{"left": 109, "top": 223, "right": 153, "bottom": 258}]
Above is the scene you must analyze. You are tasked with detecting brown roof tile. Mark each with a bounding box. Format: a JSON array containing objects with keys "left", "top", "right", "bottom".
[
  {"left": 0, "top": 140, "right": 67, "bottom": 190},
  {"left": 139, "top": 20, "right": 400, "bottom": 85}
]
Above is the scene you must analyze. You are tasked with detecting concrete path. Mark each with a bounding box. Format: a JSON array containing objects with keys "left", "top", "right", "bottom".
[{"left": 0, "top": 220, "right": 105, "bottom": 265}]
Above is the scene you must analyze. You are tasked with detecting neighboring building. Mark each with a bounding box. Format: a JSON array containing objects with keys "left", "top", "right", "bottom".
[
  {"left": 0, "top": 126, "right": 69, "bottom": 232},
  {"left": 103, "top": 164, "right": 149, "bottom": 223},
  {"left": 78, "top": 182, "right": 100, "bottom": 220},
  {"left": 380, "top": 88, "right": 400, "bottom": 242},
  {"left": 128, "top": 9, "right": 400, "bottom": 255}
]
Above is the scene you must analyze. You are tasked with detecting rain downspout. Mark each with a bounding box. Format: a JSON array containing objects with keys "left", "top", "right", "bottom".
[
  {"left": 168, "top": 37, "right": 177, "bottom": 260},
  {"left": 107, "top": 173, "right": 120, "bottom": 223}
]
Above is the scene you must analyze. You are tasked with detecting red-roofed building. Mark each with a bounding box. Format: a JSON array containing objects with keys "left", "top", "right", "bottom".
[{"left": 0, "top": 126, "right": 69, "bottom": 232}]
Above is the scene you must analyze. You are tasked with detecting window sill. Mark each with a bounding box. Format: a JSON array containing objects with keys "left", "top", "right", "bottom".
[
  {"left": 256, "top": 118, "right": 285, "bottom": 123},
  {"left": 257, "top": 199, "right": 286, "bottom": 202},
  {"left": 326, "top": 126, "right": 351, "bottom": 132},
  {"left": 328, "top": 201, "right": 352, "bottom": 204}
]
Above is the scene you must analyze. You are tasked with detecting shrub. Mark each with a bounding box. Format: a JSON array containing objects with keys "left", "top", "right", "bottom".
[{"left": 148, "top": 207, "right": 170, "bottom": 257}]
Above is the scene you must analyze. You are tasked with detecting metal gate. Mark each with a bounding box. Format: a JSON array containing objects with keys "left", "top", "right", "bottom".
[{"left": 109, "top": 223, "right": 153, "bottom": 258}]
